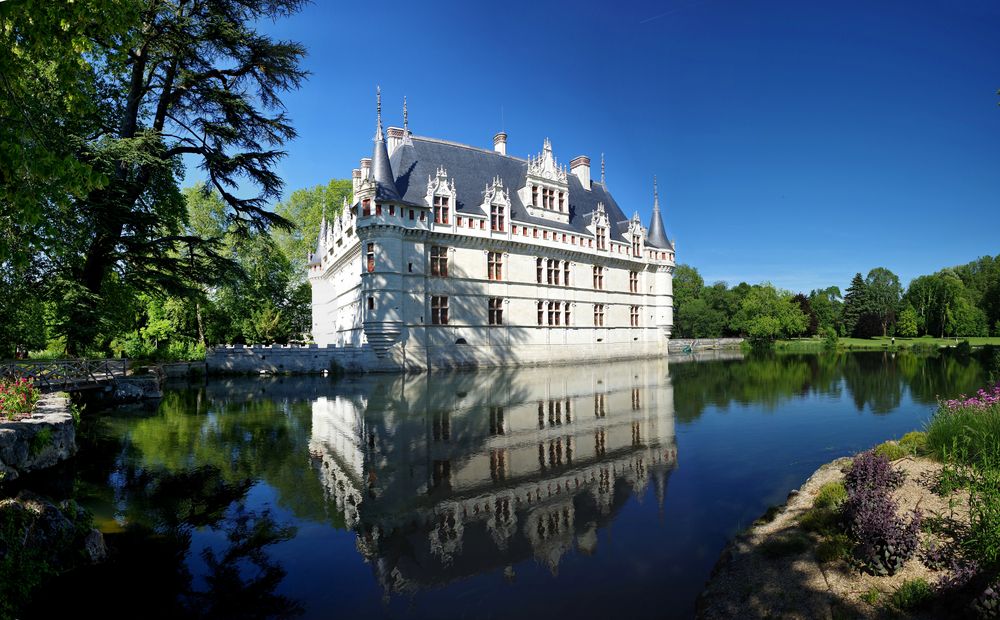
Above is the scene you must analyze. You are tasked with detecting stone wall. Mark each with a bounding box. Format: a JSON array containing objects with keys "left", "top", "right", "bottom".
[
  {"left": 667, "top": 338, "right": 744, "bottom": 353},
  {"left": 0, "top": 393, "right": 76, "bottom": 481}
]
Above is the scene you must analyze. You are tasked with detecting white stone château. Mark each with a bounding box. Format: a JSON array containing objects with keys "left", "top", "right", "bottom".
[{"left": 308, "top": 89, "right": 675, "bottom": 371}]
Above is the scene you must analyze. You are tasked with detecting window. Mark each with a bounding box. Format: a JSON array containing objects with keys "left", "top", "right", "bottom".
[
  {"left": 491, "top": 203, "right": 505, "bottom": 231},
  {"left": 543, "top": 230, "right": 548, "bottom": 240},
  {"left": 431, "top": 296, "right": 449, "bottom": 325},
  {"left": 631, "top": 388, "right": 641, "bottom": 410},
  {"left": 546, "top": 259, "right": 556, "bottom": 285},
  {"left": 632, "top": 235, "right": 640, "bottom": 257},
  {"left": 592, "top": 265, "right": 604, "bottom": 290},
  {"left": 630, "top": 305, "right": 640, "bottom": 327},
  {"left": 366, "top": 243, "right": 375, "bottom": 273},
  {"left": 457, "top": 216, "right": 463, "bottom": 227},
  {"left": 547, "top": 301, "right": 561, "bottom": 326},
  {"left": 595, "top": 393, "right": 606, "bottom": 418},
  {"left": 488, "top": 252, "right": 503, "bottom": 281},
  {"left": 542, "top": 187, "right": 555, "bottom": 209},
  {"left": 533, "top": 228, "right": 539, "bottom": 238},
  {"left": 558, "top": 191, "right": 565, "bottom": 212},
  {"left": 596, "top": 226, "right": 606, "bottom": 250},
  {"left": 409, "top": 209, "right": 414, "bottom": 220},
  {"left": 367, "top": 295, "right": 374, "bottom": 310},
  {"left": 629, "top": 271, "right": 638, "bottom": 293},
  {"left": 532, "top": 185, "right": 538, "bottom": 207},
  {"left": 420, "top": 211, "right": 426, "bottom": 222},
  {"left": 430, "top": 246, "right": 448, "bottom": 277},
  {"left": 433, "top": 195, "right": 450, "bottom": 224},
  {"left": 362, "top": 199, "right": 371, "bottom": 216},
  {"left": 488, "top": 298, "right": 504, "bottom": 325},
  {"left": 375, "top": 203, "right": 382, "bottom": 216},
  {"left": 537, "top": 301, "right": 544, "bottom": 326},
  {"left": 564, "top": 262, "right": 571, "bottom": 286},
  {"left": 389, "top": 205, "right": 395, "bottom": 216},
  {"left": 489, "top": 406, "right": 505, "bottom": 436},
  {"left": 564, "top": 303, "right": 571, "bottom": 325},
  {"left": 536, "top": 257, "right": 543, "bottom": 283},
  {"left": 594, "top": 304, "right": 605, "bottom": 326}
]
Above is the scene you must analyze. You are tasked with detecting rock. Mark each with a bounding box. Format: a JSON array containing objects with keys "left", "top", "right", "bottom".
[
  {"left": 82, "top": 528, "right": 107, "bottom": 563},
  {"left": 0, "top": 393, "right": 77, "bottom": 481},
  {"left": 111, "top": 375, "right": 163, "bottom": 402}
]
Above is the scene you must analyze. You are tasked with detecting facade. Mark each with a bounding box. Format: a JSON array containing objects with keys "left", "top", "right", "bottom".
[{"left": 308, "top": 90, "right": 676, "bottom": 371}]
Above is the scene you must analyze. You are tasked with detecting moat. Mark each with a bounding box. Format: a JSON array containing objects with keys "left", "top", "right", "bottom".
[{"left": 14, "top": 350, "right": 995, "bottom": 619}]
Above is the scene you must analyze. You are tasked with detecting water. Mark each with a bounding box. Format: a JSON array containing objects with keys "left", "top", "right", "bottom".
[{"left": 20, "top": 350, "right": 995, "bottom": 619}]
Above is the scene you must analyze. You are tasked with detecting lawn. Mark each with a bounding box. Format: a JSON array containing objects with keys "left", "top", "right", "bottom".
[{"left": 775, "top": 336, "right": 1000, "bottom": 351}]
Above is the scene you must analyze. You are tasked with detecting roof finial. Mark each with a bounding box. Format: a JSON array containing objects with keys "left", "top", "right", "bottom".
[
  {"left": 375, "top": 85, "right": 384, "bottom": 141},
  {"left": 601, "top": 153, "right": 606, "bottom": 185},
  {"left": 403, "top": 95, "right": 408, "bottom": 132},
  {"left": 653, "top": 175, "right": 659, "bottom": 209}
]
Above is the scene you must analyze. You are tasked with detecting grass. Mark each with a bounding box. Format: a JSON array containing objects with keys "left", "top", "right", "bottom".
[
  {"left": 874, "top": 441, "right": 909, "bottom": 461},
  {"left": 888, "top": 578, "right": 933, "bottom": 611},
  {"left": 813, "top": 481, "right": 847, "bottom": 510},
  {"left": 860, "top": 586, "right": 882, "bottom": 606},
  {"left": 775, "top": 336, "right": 1000, "bottom": 352},
  {"left": 759, "top": 532, "right": 812, "bottom": 558}
]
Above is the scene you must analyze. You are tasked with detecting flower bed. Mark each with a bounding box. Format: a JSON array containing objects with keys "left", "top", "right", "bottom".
[{"left": 0, "top": 377, "right": 40, "bottom": 421}]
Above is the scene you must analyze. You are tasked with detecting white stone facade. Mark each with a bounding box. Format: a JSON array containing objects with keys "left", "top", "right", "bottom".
[{"left": 308, "top": 95, "right": 676, "bottom": 372}]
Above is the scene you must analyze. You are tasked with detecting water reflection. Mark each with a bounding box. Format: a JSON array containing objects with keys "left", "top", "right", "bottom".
[{"left": 308, "top": 361, "right": 678, "bottom": 594}]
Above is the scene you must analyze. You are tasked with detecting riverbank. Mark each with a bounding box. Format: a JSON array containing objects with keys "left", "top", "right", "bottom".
[
  {"left": 0, "top": 392, "right": 77, "bottom": 481},
  {"left": 775, "top": 336, "right": 1000, "bottom": 352}
]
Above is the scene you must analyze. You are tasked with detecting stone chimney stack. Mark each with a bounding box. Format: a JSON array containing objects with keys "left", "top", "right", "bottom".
[
  {"left": 570, "top": 155, "right": 591, "bottom": 189},
  {"left": 386, "top": 127, "right": 404, "bottom": 156},
  {"left": 360, "top": 157, "right": 372, "bottom": 181},
  {"left": 493, "top": 131, "right": 507, "bottom": 156},
  {"left": 352, "top": 168, "right": 362, "bottom": 194}
]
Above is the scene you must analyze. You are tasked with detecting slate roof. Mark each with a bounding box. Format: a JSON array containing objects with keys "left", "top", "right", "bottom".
[{"left": 388, "top": 136, "right": 637, "bottom": 243}]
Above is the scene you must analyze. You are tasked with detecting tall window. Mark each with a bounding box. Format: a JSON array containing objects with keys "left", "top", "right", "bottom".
[
  {"left": 375, "top": 203, "right": 382, "bottom": 216},
  {"left": 594, "top": 393, "right": 606, "bottom": 418},
  {"left": 536, "top": 257, "right": 543, "bottom": 283},
  {"left": 629, "top": 271, "right": 639, "bottom": 293},
  {"left": 433, "top": 195, "right": 450, "bottom": 224},
  {"left": 546, "top": 259, "right": 556, "bottom": 285},
  {"left": 564, "top": 303, "right": 571, "bottom": 325},
  {"left": 596, "top": 226, "right": 606, "bottom": 250},
  {"left": 632, "top": 235, "right": 640, "bottom": 257},
  {"left": 594, "top": 304, "right": 605, "bottom": 326},
  {"left": 531, "top": 185, "right": 538, "bottom": 207},
  {"left": 490, "top": 203, "right": 505, "bottom": 231},
  {"left": 547, "top": 301, "right": 561, "bottom": 326},
  {"left": 489, "top": 406, "right": 505, "bottom": 436},
  {"left": 592, "top": 266, "right": 604, "bottom": 290},
  {"left": 366, "top": 243, "right": 375, "bottom": 273},
  {"left": 488, "top": 252, "right": 503, "bottom": 281},
  {"left": 542, "top": 187, "right": 555, "bottom": 209},
  {"left": 537, "top": 301, "right": 544, "bottom": 326},
  {"left": 362, "top": 199, "right": 371, "bottom": 216},
  {"left": 558, "top": 191, "right": 565, "bottom": 212},
  {"left": 630, "top": 305, "right": 640, "bottom": 327},
  {"left": 431, "top": 296, "right": 449, "bottom": 325},
  {"left": 430, "top": 246, "right": 448, "bottom": 277},
  {"left": 488, "top": 298, "right": 504, "bottom": 325},
  {"left": 564, "top": 262, "right": 571, "bottom": 286},
  {"left": 631, "top": 388, "right": 641, "bottom": 410}
]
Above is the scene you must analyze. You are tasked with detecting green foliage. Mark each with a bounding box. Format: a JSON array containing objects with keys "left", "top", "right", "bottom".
[
  {"left": 29, "top": 427, "right": 53, "bottom": 457},
  {"left": 889, "top": 578, "right": 933, "bottom": 611},
  {"left": 899, "top": 431, "right": 928, "bottom": 455},
  {"left": 860, "top": 586, "right": 882, "bottom": 605},
  {"left": 759, "top": 532, "right": 812, "bottom": 558},
  {"left": 730, "top": 284, "right": 808, "bottom": 345},
  {"left": 823, "top": 326, "right": 839, "bottom": 350},
  {"left": 273, "top": 179, "right": 353, "bottom": 278},
  {"left": 897, "top": 304, "right": 919, "bottom": 338},
  {"left": 0, "top": 378, "right": 40, "bottom": 421},
  {"left": 874, "top": 441, "right": 908, "bottom": 461},
  {"left": 842, "top": 273, "right": 869, "bottom": 337},
  {"left": 865, "top": 267, "right": 903, "bottom": 338},
  {"left": 815, "top": 533, "right": 852, "bottom": 563},
  {"left": 814, "top": 481, "right": 848, "bottom": 510}
]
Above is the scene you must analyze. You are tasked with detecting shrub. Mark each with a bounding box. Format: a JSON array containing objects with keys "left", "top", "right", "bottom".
[
  {"left": 874, "top": 441, "right": 908, "bottom": 461},
  {"left": 890, "top": 578, "right": 934, "bottom": 611},
  {"left": 823, "top": 327, "right": 839, "bottom": 350},
  {"left": 843, "top": 451, "right": 921, "bottom": 575},
  {"left": 0, "top": 378, "right": 40, "bottom": 421},
  {"left": 965, "top": 463, "right": 1000, "bottom": 566},
  {"left": 899, "top": 431, "right": 929, "bottom": 456},
  {"left": 814, "top": 481, "right": 848, "bottom": 510}
]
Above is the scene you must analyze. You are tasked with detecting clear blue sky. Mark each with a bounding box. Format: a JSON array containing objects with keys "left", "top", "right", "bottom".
[{"left": 190, "top": 0, "right": 1000, "bottom": 293}]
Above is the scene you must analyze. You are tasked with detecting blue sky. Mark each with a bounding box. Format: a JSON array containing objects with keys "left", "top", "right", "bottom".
[{"left": 188, "top": 0, "right": 1000, "bottom": 293}]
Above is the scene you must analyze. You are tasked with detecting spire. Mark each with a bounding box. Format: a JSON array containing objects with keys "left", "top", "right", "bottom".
[
  {"left": 403, "top": 96, "right": 408, "bottom": 132},
  {"left": 600, "top": 153, "right": 606, "bottom": 185},
  {"left": 371, "top": 86, "right": 400, "bottom": 201},
  {"left": 646, "top": 175, "right": 671, "bottom": 249}
]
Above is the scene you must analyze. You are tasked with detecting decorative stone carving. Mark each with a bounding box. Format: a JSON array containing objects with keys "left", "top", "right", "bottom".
[{"left": 425, "top": 166, "right": 457, "bottom": 209}]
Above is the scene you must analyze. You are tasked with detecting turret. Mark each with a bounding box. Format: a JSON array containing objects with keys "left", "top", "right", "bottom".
[{"left": 646, "top": 176, "right": 671, "bottom": 250}]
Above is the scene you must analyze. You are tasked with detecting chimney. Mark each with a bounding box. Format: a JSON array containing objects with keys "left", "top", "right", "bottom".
[
  {"left": 570, "top": 155, "right": 591, "bottom": 189},
  {"left": 352, "top": 168, "right": 362, "bottom": 194},
  {"left": 360, "top": 157, "right": 372, "bottom": 181},
  {"left": 387, "top": 126, "right": 404, "bottom": 156},
  {"left": 493, "top": 131, "right": 507, "bottom": 156}
]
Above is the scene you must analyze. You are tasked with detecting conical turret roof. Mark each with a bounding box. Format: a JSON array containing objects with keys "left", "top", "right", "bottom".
[
  {"left": 646, "top": 176, "right": 672, "bottom": 250},
  {"left": 371, "top": 86, "right": 401, "bottom": 201}
]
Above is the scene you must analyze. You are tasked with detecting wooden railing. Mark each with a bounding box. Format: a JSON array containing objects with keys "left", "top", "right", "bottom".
[{"left": 0, "top": 359, "right": 129, "bottom": 391}]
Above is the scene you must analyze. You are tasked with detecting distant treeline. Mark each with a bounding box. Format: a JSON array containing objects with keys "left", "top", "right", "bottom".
[{"left": 673, "top": 255, "right": 1000, "bottom": 340}]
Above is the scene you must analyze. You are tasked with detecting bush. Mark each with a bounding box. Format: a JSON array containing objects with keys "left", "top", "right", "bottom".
[
  {"left": 823, "top": 327, "right": 839, "bottom": 350},
  {"left": 927, "top": 385, "right": 1000, "bottom": 465},
  {"left": 843, "top": 451, "right": 921, "bottom": 575},
  {"left": 814, "top": 481, "right": 848, "bottom": 510},
  {"left": 874, "top": 441, "right": 908, "bottom": 461},
  {"left": 0, "top": 378, "right": 40, "bottom": 421},
  {"left": 899, "top": 431, "right": 929, "bottom": 456},
  {"left": 890, "top": 578, "right": 933, "bottom": 611}
]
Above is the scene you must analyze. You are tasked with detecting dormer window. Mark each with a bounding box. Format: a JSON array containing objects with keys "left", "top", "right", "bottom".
[
  {"left": 596, "top": 226, "right": 607, "bottom": 250},
  {"left": 491, "top": 203, "right": 504, "bottom": 232},
  {"left": 532, "top": 185, "right": 538, "bottom": 207},
  {"left": 434, "top": 196, "right": 450, "bottom": 224},
  {"left": 632, "top": 235, "right": 640, "bottom": 257},
  {"left": 542, "top": 188, "right": 555, "bottom": 209}
]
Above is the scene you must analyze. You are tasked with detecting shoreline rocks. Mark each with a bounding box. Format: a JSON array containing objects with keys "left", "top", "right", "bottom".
[{"left": 0, "top": 393, "right": 77, "bottom": 482}]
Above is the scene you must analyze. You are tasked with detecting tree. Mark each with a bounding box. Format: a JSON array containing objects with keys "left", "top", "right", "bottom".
[
  {"left": 672, "top": 264, "right": 704, "bottom": 320},
  {"left": 272, "top": 179, "right": 352, "bottom": 279},
  {"left": 35, "top": 0, "right": 309, "bottom": 353},
  {"left": 809, "top": 286, "right": 842, "bottom": 335},
  {"left": 730, "top": 284, "right": 808, "bottom": 346},
  {"left": 896, "top": 304, "right": 919, "bottom": 338},
  {"left": 841, "top": 273, "right": 869, "bottom": 337},
  {"left": 676, "top": 298, "right": 728, "bottom": 338},
  {"left": 865, "top": 267, "right": 902, "bottom": 337},
  {"left": 791, "top": 293, "right": 818, "bottom": 336}
]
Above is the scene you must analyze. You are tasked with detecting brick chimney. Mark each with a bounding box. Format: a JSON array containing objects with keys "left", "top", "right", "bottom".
[{"left": 570, "top": 155, "right": 591, "bottom": 189}]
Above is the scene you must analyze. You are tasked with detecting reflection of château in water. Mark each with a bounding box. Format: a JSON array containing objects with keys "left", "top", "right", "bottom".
[{"left": 308, "top": 360, "right": 677, "bottom": 594}]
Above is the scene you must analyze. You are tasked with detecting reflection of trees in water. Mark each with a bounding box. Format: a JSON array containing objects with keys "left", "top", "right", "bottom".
[{"left": 671, "top": 351, "right": 990, "bottom": 421}]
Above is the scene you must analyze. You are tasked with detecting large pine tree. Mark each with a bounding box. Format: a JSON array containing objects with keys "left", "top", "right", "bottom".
[{"left": 841, "top": 273, "right": 869, "bottom": 337}]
